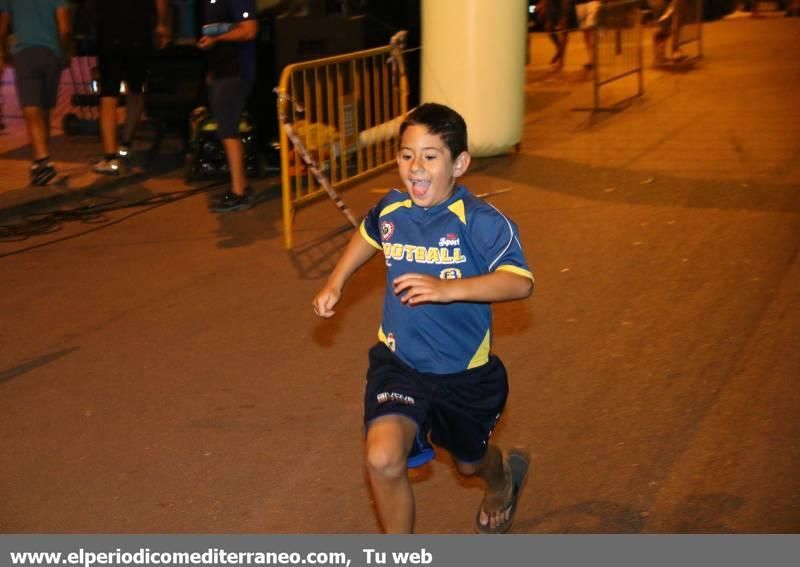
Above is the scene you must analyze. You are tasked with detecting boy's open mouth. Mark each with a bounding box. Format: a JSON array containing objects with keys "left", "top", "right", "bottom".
[{"left": 410, "top": 179, "right": 431, "bottom": 198}]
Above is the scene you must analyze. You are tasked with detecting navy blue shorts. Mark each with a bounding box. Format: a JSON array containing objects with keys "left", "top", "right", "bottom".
[
  {"left": 208, "top": 77, "right": 253, "bottom": 139},
  {"left": 364, "top": 343, "right": 508, "bottom": 467}
]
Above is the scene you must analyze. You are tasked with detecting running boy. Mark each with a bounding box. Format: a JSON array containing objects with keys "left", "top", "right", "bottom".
[{"left": 312, "top": 103, "right": 534, "bottom": 533}]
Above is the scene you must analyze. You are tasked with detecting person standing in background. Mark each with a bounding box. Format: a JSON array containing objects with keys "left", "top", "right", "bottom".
[
  {"left": 539, "top": 0, "right": 571, "bottom": 68},
  {"left": 0, "top": 0, "right": 71, "bottom": 186},
  {"left": 92, "top": 0, "right": 170, "bottom": 175},
  {"left": 573, "top": 0, "right": 600, "bottom": 70},
  {"left": 198, "top": 0, "right": 258, "bottom": 213}
]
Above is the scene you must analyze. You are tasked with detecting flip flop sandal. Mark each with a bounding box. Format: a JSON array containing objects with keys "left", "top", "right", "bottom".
[{"left": 474, "top": 450, "right": 530, "bottom": 534}]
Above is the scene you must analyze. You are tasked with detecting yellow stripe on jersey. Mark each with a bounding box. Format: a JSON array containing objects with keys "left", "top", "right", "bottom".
[
  {"left": 378, "top": 325, "right": 389, "bottom": 346},
  {"left": 379, "top": 199, "right": 413, "bottom": 217},
  {"left": 496, "top": 264, "right": 535, "bottom": 281},
  {"left": 360, "top": 219, "right": 383, "bottom": 250},
  {"left": 467, "top": 329, "right": 491, "bottom": 369},
  {"left": 447, "top": 199, "right": 466, "bottom": 225}
]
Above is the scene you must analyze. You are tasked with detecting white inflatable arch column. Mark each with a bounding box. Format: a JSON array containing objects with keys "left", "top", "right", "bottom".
[{"left": 421, "top": 0, "right": 527, "bottom": 157}]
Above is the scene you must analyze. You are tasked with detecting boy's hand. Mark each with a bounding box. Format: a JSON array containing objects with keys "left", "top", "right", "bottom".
[
  {"left": 393, "top": 273, "right": 453, "bottom": 305},
  {"left": 313, "top": 285, "right": 341, "bottom": 318}
]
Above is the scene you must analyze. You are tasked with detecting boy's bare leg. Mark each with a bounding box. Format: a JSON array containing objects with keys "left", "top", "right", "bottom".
[
  {"left": 99, "top": 96, "right": 119, "bottom": 155},
  {"left": 222, "top": 137, "right": 248, "bottom": 197},
  {"left": 455, "top": 445, "right": 513, "bottom": 530},
  {"left": 365, "top": 415, "right": 417, "bottom": 533},
  {"left": 22, "top": 106, "right": 50, "bottom": 160}
]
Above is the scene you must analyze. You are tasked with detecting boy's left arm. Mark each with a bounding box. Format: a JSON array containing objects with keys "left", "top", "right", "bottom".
[{"left": 393, "top": 270, "right": 533, "bottom": 306}]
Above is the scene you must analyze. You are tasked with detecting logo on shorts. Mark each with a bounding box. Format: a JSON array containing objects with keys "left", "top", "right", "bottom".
[
  {"left": 386, "top": 332, "right": 396, "bottom": 352},
  {"left": 440, "top": 268, "right": 462, "bottom": 280},
  {"left": 377, "top": 392, "right": 416, "bottom": 406},
  {"left": 380, "top": 221, "right": 395, "bottom": 241}
]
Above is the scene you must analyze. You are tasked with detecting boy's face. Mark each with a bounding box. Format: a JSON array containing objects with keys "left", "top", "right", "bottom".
[{"left": 397, "top": 125, "right": 470, "bottom": 208}]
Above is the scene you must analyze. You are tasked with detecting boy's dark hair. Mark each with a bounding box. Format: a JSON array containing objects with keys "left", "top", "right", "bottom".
[{"left": 399, "top": 103, "right": 468, "bottom": 159}]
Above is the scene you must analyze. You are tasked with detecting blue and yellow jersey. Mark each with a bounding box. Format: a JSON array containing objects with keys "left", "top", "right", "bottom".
[{"left": 361, "top": 185, "right": 534, "bottom": 375}]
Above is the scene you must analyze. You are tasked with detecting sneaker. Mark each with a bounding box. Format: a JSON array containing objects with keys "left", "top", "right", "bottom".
[
  {"left": 210, "top": 189, "right": 251, "bottom": 213},
  {"left": 30, "top": 161, "right": 58, "bottom": 186},
  {"left": 117, "top": 144, "right": 131, "bottom": 166},
  {"left": 93, "top": 157, "right": 124, "bottom": 176}
]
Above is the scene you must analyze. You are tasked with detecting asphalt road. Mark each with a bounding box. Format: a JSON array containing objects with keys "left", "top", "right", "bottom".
[{"left": 1, "top": 16, "right": 798, "bottom": 533}]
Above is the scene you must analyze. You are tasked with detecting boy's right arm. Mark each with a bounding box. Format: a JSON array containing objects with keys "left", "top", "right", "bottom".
[{"left": 312, "top": 231, "right": 379, "bottom": 318}]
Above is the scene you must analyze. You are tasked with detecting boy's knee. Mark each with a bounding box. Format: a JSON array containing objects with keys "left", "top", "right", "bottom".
[
  {"left": 364, "top": 415, "right": 417, "bottom": 479},
  {"left": 365, "top": 441, "right": 407, "bottom": 480},
  {"left": 454, "top": 460, "right": 480, "bottom": 477}
]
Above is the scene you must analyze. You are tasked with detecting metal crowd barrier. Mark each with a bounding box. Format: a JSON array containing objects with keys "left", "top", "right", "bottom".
[
  {"left": 673, "top": 0, "right": 703, "bottom": 60},
  {"left": 275, "top": 32, "right": 409, "bottom": 250},
  {"left": 593, "top": 0, "right": 644, "bottom": 111}
]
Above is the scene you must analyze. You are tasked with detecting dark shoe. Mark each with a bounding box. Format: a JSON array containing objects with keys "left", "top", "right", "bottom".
[
  {"left": 30, "top": 161, "right": 58, "bottom": 186},
  {"left": 210, "top": 189, "right": 252, "bottom": 213}
]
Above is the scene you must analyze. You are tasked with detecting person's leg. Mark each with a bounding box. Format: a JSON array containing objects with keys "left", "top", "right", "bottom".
[
  {"left": 24, "top": 103, "right": 57, "bottom": 185},
  {"left": 654, "top": 27, "right": 668, "bottom": 63},
  {"left": 556, "top": 27, "right": 569, "bottom": 67},
  {"left": 97, "top": 43, "right": 123, "bottom": 155},
  {"left": 581, "top": 2, "right": 600, "bottom": 69},
  {"left": 208, "top": 78, "right": 254, "bottom": 211},
  {"left": 14, "top": 48, "right": 51, "bottom": 160},
  {"left": 454, "top": 445, "right": 512, "bottom": 531},
  {"left": 364, "top": 415, "right": 418, "bottom": 533},
  {"left": 22, "top": 106, "right": 50, "bottom": 160},
  {"left": 121, "top": 92, "right": 144, "bottom": 146},
  {"left": 670, "top": 22, "right": 685, "bottom": 60},
  {"left": 429, "top": 355, "right": 525, "bottom": 533},
  {"left": 121, "top": 48, "right": 150, "bottom": 148},
  {"left": 549, "top": 3, "right": 568, "bottom": 67},
  {"left": 14, "top": 47, "right": 60, "bottom": 185},
  {"left": 94, "top": 44, "right": 126, "bottom": 174},
  {"left": 99, "top": 96, "right": 119, "bottom": 155},
  {"left": 548, "top": 27, "right": 568, "bottom": 66},
  {"left": 222, "top": 137, "right": 247, "bottom": 197},
  {"left": 94, "top": 95, "right": 125, "bottom": 174},
  {"left": 583, "top": 28, "right": 596, "bottom": 67}
]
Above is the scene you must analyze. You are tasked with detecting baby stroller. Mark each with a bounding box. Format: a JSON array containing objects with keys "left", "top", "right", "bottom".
[{"left": 184, "top": 106, "right": 267, "bottom": 182}]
